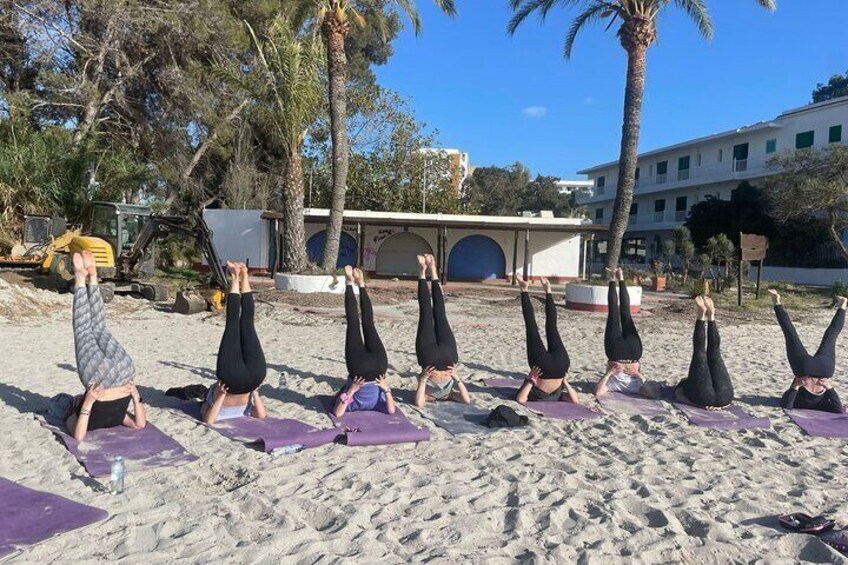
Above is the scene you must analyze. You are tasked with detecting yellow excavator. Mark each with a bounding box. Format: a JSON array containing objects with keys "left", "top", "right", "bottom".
[{"left": 32, "top": 202, "right": 228, "bottom": 313}]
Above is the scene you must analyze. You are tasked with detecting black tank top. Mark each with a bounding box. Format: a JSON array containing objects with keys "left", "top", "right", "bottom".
[{"left": 76, "top": 396, "right": 132, "bottom": 431}]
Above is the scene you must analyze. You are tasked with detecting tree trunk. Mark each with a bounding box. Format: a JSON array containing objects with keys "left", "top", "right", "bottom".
[
  {"left": 828, "top": 210, "right": 848, "bottom": 262},
  {"left": 282, "top": 146, "right": 308, "bottom": 273},
  {"left": 682, "top": 264, "right": 689, "bottom": 285},
  {"left": 604, "top": 19, "right": 654, "bottom": 276},
  {"left": 320, "top": 16, "right": 349, "bottom": 272}
]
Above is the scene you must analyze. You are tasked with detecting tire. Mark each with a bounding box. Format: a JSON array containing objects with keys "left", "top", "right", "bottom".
[{"left": 99, "top": 283, "right": 115, "bottom": 303}]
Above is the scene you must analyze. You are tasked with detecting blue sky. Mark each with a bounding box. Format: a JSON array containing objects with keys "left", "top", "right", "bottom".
[{"left": 373, "top": 0, "right": 848, "bottom": 179}]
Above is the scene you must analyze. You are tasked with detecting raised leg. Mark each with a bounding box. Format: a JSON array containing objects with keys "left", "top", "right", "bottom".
[
  {"left": 431, "top": 279, "right": 458, "bottom": 362},
  {"left": 239, "top": 291, "right": 266, "bottom": 384},
  {"left": 774, "top": 305, "right": 811, "bottom": 377},
  {"left": 706, "top": 320, "right": 734, "bottom": 406},
  {"left": 604, "top": 282, "right": 622, "bottom": 360},
  {"left": 522, "top": 291, "right": 547, "bottom": 369}
]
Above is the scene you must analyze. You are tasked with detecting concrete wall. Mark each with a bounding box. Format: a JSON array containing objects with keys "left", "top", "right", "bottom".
[
  {"left": 750, "top": 266, "right": 847, "bottom": 287},
  {"left": 305, "top": 222, "right": 582, "bottom": 280},
  {"left": 203, "top": 209, "right": 271, "bottom": 270}
]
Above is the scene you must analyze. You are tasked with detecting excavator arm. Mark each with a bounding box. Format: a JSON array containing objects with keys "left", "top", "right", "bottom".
[{"left": 121, "top": 215, "right": 230, "bottom": 291}]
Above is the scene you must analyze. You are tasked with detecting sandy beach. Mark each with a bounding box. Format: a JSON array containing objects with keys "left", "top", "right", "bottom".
[{"left": 1, "top": 277, "right": 847, "bottom": 564}]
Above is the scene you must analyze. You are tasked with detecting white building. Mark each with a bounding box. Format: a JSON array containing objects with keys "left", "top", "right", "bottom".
[
  {"left": 418, "top": 148, "right": 470, "bottom": 196},
  {"left": 555, "top": 179, "right": 594, "bottom": 196},
  {"left": 576, "top": 96, "right": 848, "bottom": 264}
]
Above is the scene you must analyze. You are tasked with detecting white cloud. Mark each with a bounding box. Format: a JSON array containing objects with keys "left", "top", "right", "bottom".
[
  {"left": 582, "top": 97, "right": 597, "bottom": 106},
  {"left": 522, "top": 106, "right": 547, "bottom": 118}
]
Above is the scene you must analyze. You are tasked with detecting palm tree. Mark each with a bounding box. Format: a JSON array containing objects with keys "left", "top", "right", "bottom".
[
  {"left": 508, "top": 0, "right": 776, "bottom": 275},
  {"left": 310, "top": 0, "right": 457, "bottom": 271},
  {"left": 241, "top": 18, "right": 323, "bottom": 272}
]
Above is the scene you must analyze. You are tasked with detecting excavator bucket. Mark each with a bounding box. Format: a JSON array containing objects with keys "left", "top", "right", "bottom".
[{"left": 173, "top": 290, "right": 207, "bottom": 315}]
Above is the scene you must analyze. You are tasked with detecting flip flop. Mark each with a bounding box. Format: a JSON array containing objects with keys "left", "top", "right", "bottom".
[
  {"left": 778, "top": 513, "right": 836, "bottom": 534},
  {"left": 820, "top": 529, "right": 848, "bottom": 555}
]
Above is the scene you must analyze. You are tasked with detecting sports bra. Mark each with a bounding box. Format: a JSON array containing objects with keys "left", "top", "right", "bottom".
[{"left": 76, "top": 396, "right": 132, "bottom": 431}]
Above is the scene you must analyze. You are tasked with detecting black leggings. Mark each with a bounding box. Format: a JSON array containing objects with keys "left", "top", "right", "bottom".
[
  {"left": 522, "top": 292, "right": 570, "bottom": 379},
  {"left": 776, "top": 305, "right": 844, "bottom": 378},
  {"left": 604, "top": 282, "right": 642, "bottom": 362},
  {"left": 681, "top": 320, "right": 734, "bottom": 407},
  {"left": 215, "top": 293, "right": 266, "bottom": 394},
  {"left": 415, "top": 279, "right": 459, "bottom": 369},
  {"left": 345, "top": 286, "right": 388, "bottom": 381}
]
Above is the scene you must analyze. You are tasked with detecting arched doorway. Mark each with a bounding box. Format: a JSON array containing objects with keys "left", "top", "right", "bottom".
[
  {"left": 306, "top": 230, "right": 358, "bottom": 269},
  {"left": 375, "top": 232, "right": 432, "bottom": 277},
  {"left": 448, "top": 235, "right": 506, "bottom": 280}
]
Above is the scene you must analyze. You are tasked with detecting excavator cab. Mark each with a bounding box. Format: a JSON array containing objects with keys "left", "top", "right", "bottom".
[{"left": 88, "top": 202, "right": 156, "bottom": 279}]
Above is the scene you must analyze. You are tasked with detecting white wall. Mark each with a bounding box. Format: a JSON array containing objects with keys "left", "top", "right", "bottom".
[
  {"left": 203, "top": 209, "right": 270, "bottom": 270},
  {"left": 750, "top": 266, "right": 847, "bottom": 287}
]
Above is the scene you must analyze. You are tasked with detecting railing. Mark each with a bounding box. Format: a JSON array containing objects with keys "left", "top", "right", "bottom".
[
  {"left": 732, "top": 159, "right": 748, "bottom": 172},
  {"left": 656, "top": 173, "right": 667, "bottom": 184},
  {"left": 653, "top": 211, "right": 666, "bottom": 222},
  {"left": 596, "top": 186, "right": 605, "bottom": 195},
  {"left": 677, "top": 169, "right": 690, "bottom": 181},
  {"left": 675, "top": 210, "right": 687, "bottom": 221}
]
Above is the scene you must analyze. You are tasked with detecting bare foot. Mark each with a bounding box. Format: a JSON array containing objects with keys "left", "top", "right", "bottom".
[
  {"left": 239, "top": 263, "right": 252, "bottom": 293},
  {"left": 417, "top": 255, "right": 427, "bottom": 278},
  {"left": 767, "top": 288, "right": 780, "bottom": 305},
  {"left": 72, "top": 253, "right": 87, "bottom": 287},
  {"left": 615, "top": 267, "right": 624, "bottom": 282},
  {"left": 837, "top": 296, "right": 848, "bottom": 310},
  {"left": 81, "top": 250, "right": 98, "bottom": 284},
  {"left": 344, "top": 265, "right": 354, "bottom": 285},
  {"left": 353, "top": 268, "right": 365, "bottom": 287},
  {"left": 704, "top": 296, "right": 716, "bottom": 321},
  {"left": 227, "top": 261, "right": 240, "bottom": 293},
  {"left": 226, "top": 261, "right": 238, "bottom": 276},
  {"left": 425, "top": 254, "right": 438, "bottom": 280},
  {"left": 605, "top": 267, "right": 614, "bottom": 281},
  {"left": 515, "top": 274, "right": 529, "bottom": 292},
  {"left": 540, "top": 276, "right": 552, "bottom": 294},
  {"left": 695, "top": 295, "right": 707, "bottom": 319}
]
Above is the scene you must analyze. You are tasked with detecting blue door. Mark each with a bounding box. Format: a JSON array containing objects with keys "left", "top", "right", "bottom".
[
  {"left": 307, "top": 230, "right": 358, "bottom": 269},
  {"left": 448, "top": 235, "right": 506, "bottom": 280}
]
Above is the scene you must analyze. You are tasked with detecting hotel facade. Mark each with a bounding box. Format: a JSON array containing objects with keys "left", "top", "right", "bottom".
[{"left": 576, "top": 95, "right": 848, "bottom": 264}]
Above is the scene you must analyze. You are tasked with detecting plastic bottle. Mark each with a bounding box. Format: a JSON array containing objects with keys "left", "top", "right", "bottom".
[
  {"left": 272, "top": 444, "right": 305, "bottom": 456},
  {"left": 278, "top": 371, "right": 288, "bottom": 389},
  {"left": 110, "top": 456, "right": 125, "bottom": 494}
]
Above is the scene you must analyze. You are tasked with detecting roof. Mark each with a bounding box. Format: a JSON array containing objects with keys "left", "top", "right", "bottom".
[{"left": 261, "top": 208, "right": 608, "bottom": 234}]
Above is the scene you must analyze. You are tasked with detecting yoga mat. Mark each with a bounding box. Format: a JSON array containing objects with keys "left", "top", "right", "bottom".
[
  {"left": 170, "top": 402, "right": 341, "bottom": 451},
  {"left": 320, "top": 397, "right": 430, "bottom": 446},
  {"left": 0, "top": 477, "right": 108, "bottom": 559},
  {"left": 411, "top": 401, "right": 498, "bottom": 436},
  {"left": 786, "top": 408, "right": 848, "bottom": 438},
  {"left": 597, "top": 392, "right": 669, "bottom": 417},
  {"left": 672, "top": 403, "right": 771, "bottom": 430},
  {"left": 482, "top": 378, "right": 603, "bottom": 421},
  {"left": 39, "top": 418, "right": 198, "bottom": 478}
]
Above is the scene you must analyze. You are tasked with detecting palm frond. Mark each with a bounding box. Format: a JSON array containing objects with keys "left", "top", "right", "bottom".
[
  {"left": 432, "top": 0, "right": 458, "bottom": 18},
  {"left": 671, "top": 0, "right": 713, "bottom": 40},
  {"left": 564, "top": 2, "right": 619, "bottom": 58},
  {"left": 508, "top": 0, "right": 556, "bottom": 36},
  {"left": 393, "top": 0, "right": 423, "bottom": 35},
  {"left": 752, "top": 0, "right": 777, "bottom": 10}
]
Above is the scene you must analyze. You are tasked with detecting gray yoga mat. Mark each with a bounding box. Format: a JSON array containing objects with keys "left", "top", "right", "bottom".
[
  {"left": 0, "top": 477, "right": 108, "bottom": 559},
  {"left": 597, "top": 392, "right": 669, "bottom": 417},
  {"left": 672, "top": 402, "right": 771, "bottom": 430},
  {"left": 411, "top": 401, "right": 498, "bottom": 435}
]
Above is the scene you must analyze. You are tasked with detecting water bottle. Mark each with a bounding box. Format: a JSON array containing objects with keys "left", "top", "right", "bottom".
[
  {"left": 278, "top": 371, "right": 288, "bottom": 389},
  {"left": 272, "top": 444, "right": 305, "bottom": 456},
  {"left": 110, "top": 456, "right": 125, "bottom": 494}
]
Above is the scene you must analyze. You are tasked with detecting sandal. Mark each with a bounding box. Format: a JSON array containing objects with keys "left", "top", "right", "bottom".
[
  {"left": 778, "top": 513, "right": 836, "bottom": 534},
  {"left": 820, "top": 529, "right": 848, "bottom": 555}
]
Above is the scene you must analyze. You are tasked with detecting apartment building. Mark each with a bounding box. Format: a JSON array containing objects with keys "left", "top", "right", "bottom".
[
  {"left": 575, "top": 95, "right": 848, "bottom": 263},
  {"left": 418, "top": 147, "right": 470, "bottom": 197},
  {"left": 555, "top": 179, "right": 594, "bottom": 196}
]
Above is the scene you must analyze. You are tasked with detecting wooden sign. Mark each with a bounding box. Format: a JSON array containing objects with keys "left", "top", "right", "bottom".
[{"left": 740, "top": 233, "right": 768, "bottom": 261}]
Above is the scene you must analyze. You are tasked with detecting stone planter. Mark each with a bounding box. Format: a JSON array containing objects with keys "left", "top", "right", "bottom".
[
  {"left": 565, "top": 283, "right": 642, "bottom": 313},
  {"left": 652, "top": 276, "right": 667, "bottom": 292},
  {"left": 274, "top": 273, "right": 344, "bottom": 294}
]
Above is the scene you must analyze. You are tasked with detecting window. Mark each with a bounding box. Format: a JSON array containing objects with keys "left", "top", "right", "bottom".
[
  {"left": 634, "top": 167, "right": 640, "bottom": 188},
  {"left": 796, "top": 130, "right": 815, "bottom": 149},
  {"left": 766, "top": 138, "right": 777, "bottom": 154},
  {"left": 596, "top": 175, "right": 605, "bottom": 188},
  {"left": 696, "top": 153, "right": 702, "bottom": 167},
  {"left": 678, "top": 155, "right": 690, "bottom": 180},
  {"left": 718, "top": 148, "right": 723, "bottom": 162},
  {"left": 675, "top": 196, "right": 688, "bottom": 221},
  {"left": 830, "top": 125, "right": 843, "bottom": 144},
  {"left": 654, "top": 199, "right": 666, "bottom": 222},
  {"left": 656, "top": 161, "right": 668, "bottom": 184},
  {"left": 595, "top": 240, "right": 608, "bottom": 256},
  {"left": 733, "top": 143, "right": 749, "bottom": 171},
  {"left": 629, "top": 202, "right": 638, "bottom": 216},
  {"left": 595, "top": 208, "right": 604, "bottom": 222},
  {"left": 623, "top": 238, "right": 647, "bottom": 263}
]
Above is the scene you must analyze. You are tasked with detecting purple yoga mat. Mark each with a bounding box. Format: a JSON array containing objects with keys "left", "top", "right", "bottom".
[
  {"left": 320, "top": 397, "right": 430, "bottom": 446},
  {"left": 0, "top": 477, "right": 108, "bottom": 559},
  {"left": 597, "top": 392, "right": 669, "bottom": 417},
  {"left": 170, "top": 402, "right": 341, "bottom": 451},
  {"left": 672, "top": 402, "right": 771, "bottom": 430},
  {"left": 482, "top": 378, "right": 603, "bottom": 421},
  {"left": 39, "top": 418, "right": 198, "bottom": 478},
  {"left": 786, "top": 408, "right": 848, "bottom": 438}
]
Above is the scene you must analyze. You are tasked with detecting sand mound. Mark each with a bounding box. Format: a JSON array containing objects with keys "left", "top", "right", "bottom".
[{"left": 0, "top": 277, "right": 70, "bottom": 319}]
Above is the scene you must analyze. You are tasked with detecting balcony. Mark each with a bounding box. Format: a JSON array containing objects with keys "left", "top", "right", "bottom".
[
  {"left": 656, "top": 173, "right": 667, "bottom": 184},
  {"left": 596, "top": 186, "right": 605, "bottom": 195},
  {"left": 732, "top": 159, "right": 748, "bottom": 172},
  {"left": 677, "top": 169, "right": 690, "bottom": 181},
  {"left": 675, "top": 210, "right": 687, "bottom": 221},
  {"left": 653, "top": 211, "right": 665, "bottom": 222}
]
